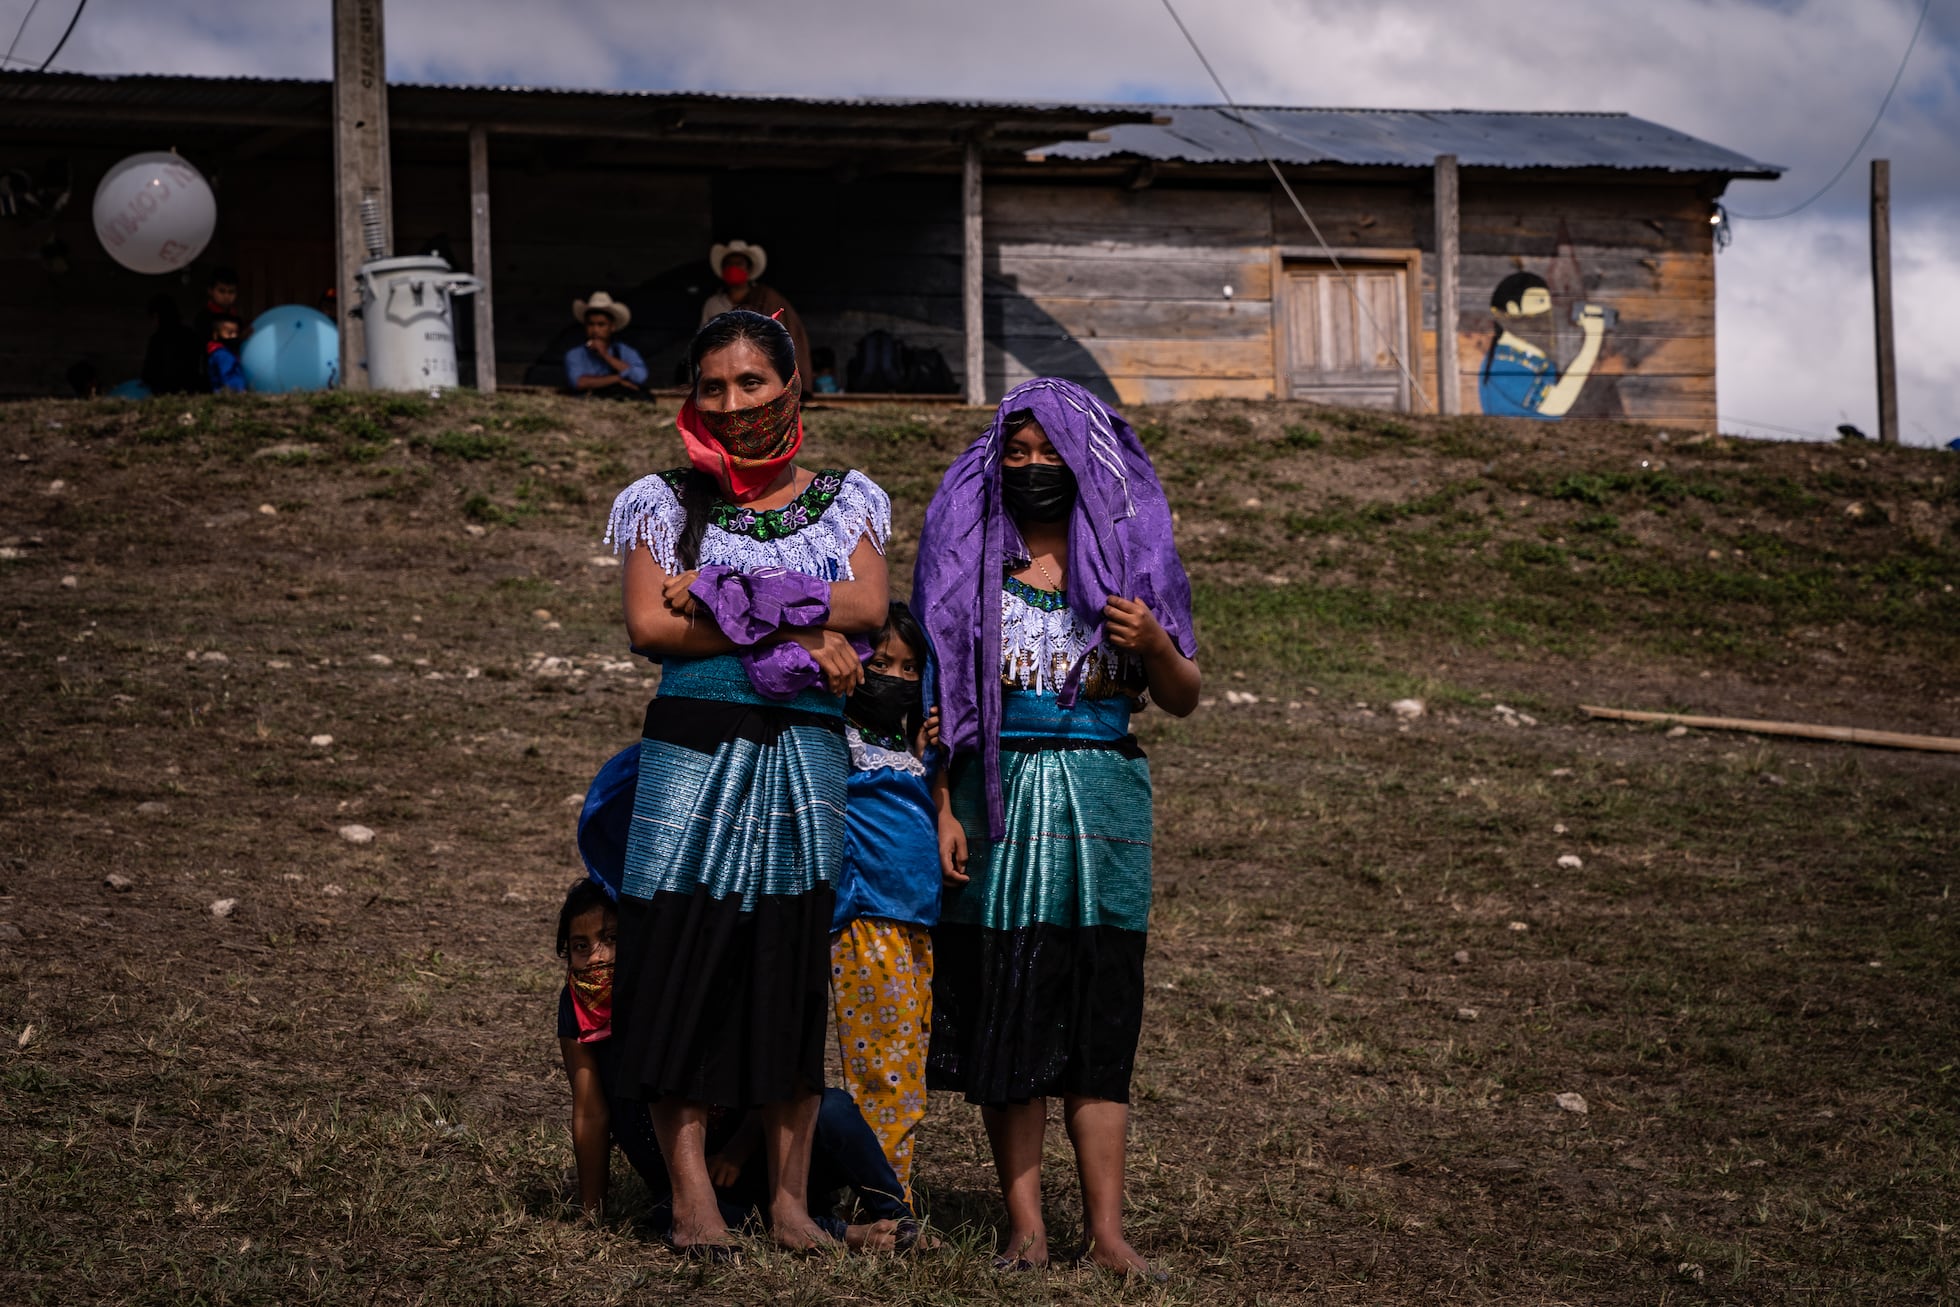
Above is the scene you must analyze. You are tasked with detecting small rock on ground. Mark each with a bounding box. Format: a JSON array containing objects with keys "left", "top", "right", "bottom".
[
  {"left": 136, "top": 801, "right": 169, "bottom": 816},
  {"left": 210, "top": 898, "right": 238, "bottom": 919},
  {"left": 1554, "top": 1091, "right": 1589, "bottom": 1114},
  {"left": 1556, "top": 854, "right": 1584, "bottom": 869},
  {"left": 1389, "top": 698, "right": 1425, "bottom": 720},
  {"left": 338, "top": 824, "right": 376, "bottom": 845},
  {"left": 104, "top": 873, "right": 135, "bottom": 892},
  {"left": 1452, "top": 949, "right": 1471, "bottom": 965},
  {"left": 309, "top": 734, "right": 334, "bottom": 748},
  {"left": 1456, "top": 1007, "right": 1480, "bottom": 1021}
]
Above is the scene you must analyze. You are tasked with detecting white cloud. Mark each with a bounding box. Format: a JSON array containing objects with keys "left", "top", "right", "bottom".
[
  {"left": 26, "top": 0, "right": 1960, "bottom": 441},
  {"left": 1720, "top": 212, "right": 1960, "bottom": 446}
]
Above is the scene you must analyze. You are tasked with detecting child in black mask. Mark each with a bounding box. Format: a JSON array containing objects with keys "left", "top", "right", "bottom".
[{"left": 830, "top": 600, "right": 941, "bottom": 1203}]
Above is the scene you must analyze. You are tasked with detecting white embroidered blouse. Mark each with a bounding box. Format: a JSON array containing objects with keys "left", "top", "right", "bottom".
[
  {"left": 604, "top": 467, "right": 890, "bottom": 580},
  {"left": 999, "top": 576, "right": 1144, "bottom": 700}
]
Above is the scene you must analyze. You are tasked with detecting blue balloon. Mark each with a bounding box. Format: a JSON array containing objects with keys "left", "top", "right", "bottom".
[{"left": 241, "top": 305, "right": 340, "bottom": 393}]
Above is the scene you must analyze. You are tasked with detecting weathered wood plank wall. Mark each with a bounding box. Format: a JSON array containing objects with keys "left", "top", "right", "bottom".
[
  {"left": 987, "top": 183, "right": 1277, "bottom": 403},
  {"left": 0, "top": 137, "right": 1722, "bottom": 425},
  {"left": 994, "top": 172, "right": 1720, "bottom": 421}
]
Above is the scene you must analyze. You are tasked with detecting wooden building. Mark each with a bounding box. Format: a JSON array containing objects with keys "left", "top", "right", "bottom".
[{"left": 0, "top": 73, "right": 1779, "bottom": 422}]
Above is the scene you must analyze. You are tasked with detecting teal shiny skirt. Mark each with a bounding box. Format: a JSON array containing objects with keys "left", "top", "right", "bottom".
[{"left": 929, "top": 691, "right": 1151, "bottom": 1104}]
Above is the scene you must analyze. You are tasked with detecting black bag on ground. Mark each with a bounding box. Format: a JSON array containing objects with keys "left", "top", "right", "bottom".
[
  {"left": 847, "top": 329, "right": 904, "bottom": 393},
  {"left": 900, "top": 346, "right": 957, "bottom": 395}
]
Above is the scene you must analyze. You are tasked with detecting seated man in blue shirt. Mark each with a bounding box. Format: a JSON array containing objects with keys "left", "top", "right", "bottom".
[{"left": 564, "top": 291, "right": 649, "bottom": 399}]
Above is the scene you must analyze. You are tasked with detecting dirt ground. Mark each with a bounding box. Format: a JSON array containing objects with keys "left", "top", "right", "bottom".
[{"left": 2, "top": 390, "right": 1956, "bottom": 1305}]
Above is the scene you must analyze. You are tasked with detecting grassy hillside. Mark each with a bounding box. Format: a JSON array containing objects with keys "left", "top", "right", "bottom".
[{"left": 2, "top": 391, "right": 1956, "bottom": 1305}]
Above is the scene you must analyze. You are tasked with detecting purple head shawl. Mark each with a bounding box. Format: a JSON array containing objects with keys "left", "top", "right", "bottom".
[{"left": 912, "top": 377, "right": 1196, "bottom": 837}]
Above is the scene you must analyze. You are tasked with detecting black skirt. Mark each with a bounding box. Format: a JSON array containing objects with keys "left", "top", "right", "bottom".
[{"left": 610, "top": 679, "right": 847, "bottom": 1109}]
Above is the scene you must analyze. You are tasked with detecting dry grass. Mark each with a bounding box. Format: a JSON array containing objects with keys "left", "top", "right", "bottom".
[{"left": 2, "top": 390, "right": 1956, "bottom": 1304}]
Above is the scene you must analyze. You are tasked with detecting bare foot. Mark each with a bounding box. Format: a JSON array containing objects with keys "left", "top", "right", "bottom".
[
  {"left": 844, "top": 1218, "right": 899, "bottom": 1252},
  {"left": 667, "top": 1208, "right": 731, "bottom": 1251},
  {"left": 1000, "top": 1226, "right": 1049, "bottom": 1268},
  {"left": 1082, "top": 1232, "right": 1159, "bottom": 1278},
  {"left": 769, "top": 1208, "right": 838, "bottom": 1253}
]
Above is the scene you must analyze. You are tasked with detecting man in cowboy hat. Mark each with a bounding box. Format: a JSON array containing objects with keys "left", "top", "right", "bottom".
[
  {"left": 565, "top": 291, "right": 650, "bottom": 399},
  {"left": 700, "top": 240, "right": 812, "bottom": 383}
]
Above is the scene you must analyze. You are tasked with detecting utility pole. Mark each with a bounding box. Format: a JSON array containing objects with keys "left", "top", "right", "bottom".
[
  {"left": 469, "top": 125, "right": 496, "bottom": 392},
  {"left": 332, "top": 0, "right": 391, "bottom": 391},
  {"left": 1870, "top": 159, "right": 1898, "bottom": 446},
  {"left": 962, "top": 138, "right": 985, "bottom": 407},
  {"left": 1432, "top": 154, "right": 1461, "bottom": 415}
]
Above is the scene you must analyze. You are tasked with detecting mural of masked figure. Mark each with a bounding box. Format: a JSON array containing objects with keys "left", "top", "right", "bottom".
[{"left": 1478, "top": 271, "right": 1609, "bottom": 420}]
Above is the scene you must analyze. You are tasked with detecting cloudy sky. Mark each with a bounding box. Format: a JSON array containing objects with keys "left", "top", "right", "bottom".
[{"left": 8, "top": 0, "right": 1956, "bottom": 444}]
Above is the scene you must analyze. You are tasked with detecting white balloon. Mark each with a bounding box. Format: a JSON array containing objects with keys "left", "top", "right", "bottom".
[{"left": 92, "top": 152, "right": 217, "bottom": 275}]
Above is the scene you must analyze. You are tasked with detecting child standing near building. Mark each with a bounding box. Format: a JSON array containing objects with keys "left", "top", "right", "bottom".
[{"left": 831, "top": 601, "right": 941, "bottom": 1202}]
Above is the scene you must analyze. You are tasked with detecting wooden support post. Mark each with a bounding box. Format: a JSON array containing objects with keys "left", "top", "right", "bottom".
[
  {"left": 963, "top": 138, "right": 985, "bottom": 407},
  {"left": 331, "top": 0, "right": 392, "bottom": 391},
  {"left": 1432, "top": 154, "right": 1461, "bottom": 416},
  {"left": 1870, "top": 158, "right": 1898, "bottom": 446},
  {"left": 468, "top": 125, "right": 496, "bottom": 393}
]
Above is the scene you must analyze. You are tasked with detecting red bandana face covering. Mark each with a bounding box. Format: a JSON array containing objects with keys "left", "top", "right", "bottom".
[
  {"left": 568, "top": 961, "right": 613, "bottom": 1043},
  {"left": 676, "top": 371, "right": 804, "bottom": 503}
]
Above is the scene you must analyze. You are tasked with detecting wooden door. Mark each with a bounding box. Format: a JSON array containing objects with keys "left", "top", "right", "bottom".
[{"left": 1282, "top": 263, "right": 1409, "bottom": 409}]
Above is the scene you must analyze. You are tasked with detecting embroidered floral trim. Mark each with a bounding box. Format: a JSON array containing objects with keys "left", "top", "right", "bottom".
[
  {"left": 657, "top": 467, "right": 848, "bottom": 542},
  {"left": 1003, "top": 574, "right": 1068, "bottom": 612},
  {"left": 845, "top": 723, "right": 927, "bottom": 776}
]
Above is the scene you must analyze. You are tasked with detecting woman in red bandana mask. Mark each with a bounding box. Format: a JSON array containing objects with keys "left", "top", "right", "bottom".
[{"left": 601, "top": 309, "right": 893, "bottom": 1256}]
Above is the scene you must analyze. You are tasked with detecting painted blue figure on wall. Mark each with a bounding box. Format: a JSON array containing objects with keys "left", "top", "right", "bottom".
[{"left": 1478, "top": 271, "right": 1610, "bottom": 420}]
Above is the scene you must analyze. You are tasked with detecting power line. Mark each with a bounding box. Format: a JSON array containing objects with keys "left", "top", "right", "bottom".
[
  {"left": 3, "top": 0, "right": 51, "bottom": 68},
  {"left": 1728, "top": 0, "right": 1934, "bottom": 221},
  {"left": 1156, "top": 0, "right": 1430, "bottom": 411},
  {"left": 31, "top": 0, "right": 85, "bottom": 72},
  {"left": 1716, "top": 414, "right": 1834, "bottom": 441}
]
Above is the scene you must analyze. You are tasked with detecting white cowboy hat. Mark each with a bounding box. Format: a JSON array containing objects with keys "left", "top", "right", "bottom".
[
  {"left": 572, "top": 291, "right": 630, "bottom": 330},
  {"left": 709, "top": 240, "right": 768, "bottom": 281}
]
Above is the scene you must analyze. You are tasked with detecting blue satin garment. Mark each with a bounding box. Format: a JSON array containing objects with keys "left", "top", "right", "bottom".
[{"left": 832, "top": 763, "right": 942, "bottom": 933}]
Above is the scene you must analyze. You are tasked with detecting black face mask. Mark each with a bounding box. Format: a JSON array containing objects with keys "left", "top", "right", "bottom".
[
  {"left": 849, "top": 671, "right": 921, "bottom": 737},
  {"left": 1001, "top": 462, "right": 1077, "bottom": 524}
]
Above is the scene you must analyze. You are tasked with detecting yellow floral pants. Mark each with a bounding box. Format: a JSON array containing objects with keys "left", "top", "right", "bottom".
[{"left": 830, "top": 917, "right": 933, "bottom": 1197}]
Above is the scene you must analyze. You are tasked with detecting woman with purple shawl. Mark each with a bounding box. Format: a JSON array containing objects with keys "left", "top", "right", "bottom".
[{"left": 914, "top": 378, "right": 1200, "bottom": 1275}]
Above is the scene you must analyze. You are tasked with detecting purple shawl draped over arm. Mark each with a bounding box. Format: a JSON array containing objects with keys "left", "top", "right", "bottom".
[
  {"left": 911, "top": 377, "right": 1196, "bottom": 837},
  {"left": 686, "top": 563, "right": 866, "bottom": 700}
]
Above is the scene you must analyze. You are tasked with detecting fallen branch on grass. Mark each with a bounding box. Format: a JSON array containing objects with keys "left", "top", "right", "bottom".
[{"left": 1580, "top": 705, "right": 1960, "bottom": 754}]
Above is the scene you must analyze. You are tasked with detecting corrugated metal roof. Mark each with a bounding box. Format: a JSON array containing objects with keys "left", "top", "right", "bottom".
[
  {"left": 0, "top": 70, "right": 1154, "bottom": 120},
  {"left": 1039, "top": 106, "right": 1782, "bottom": 177},
  {"left": 0, "top": 74, "right": 1780, "bottom": 175}
]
